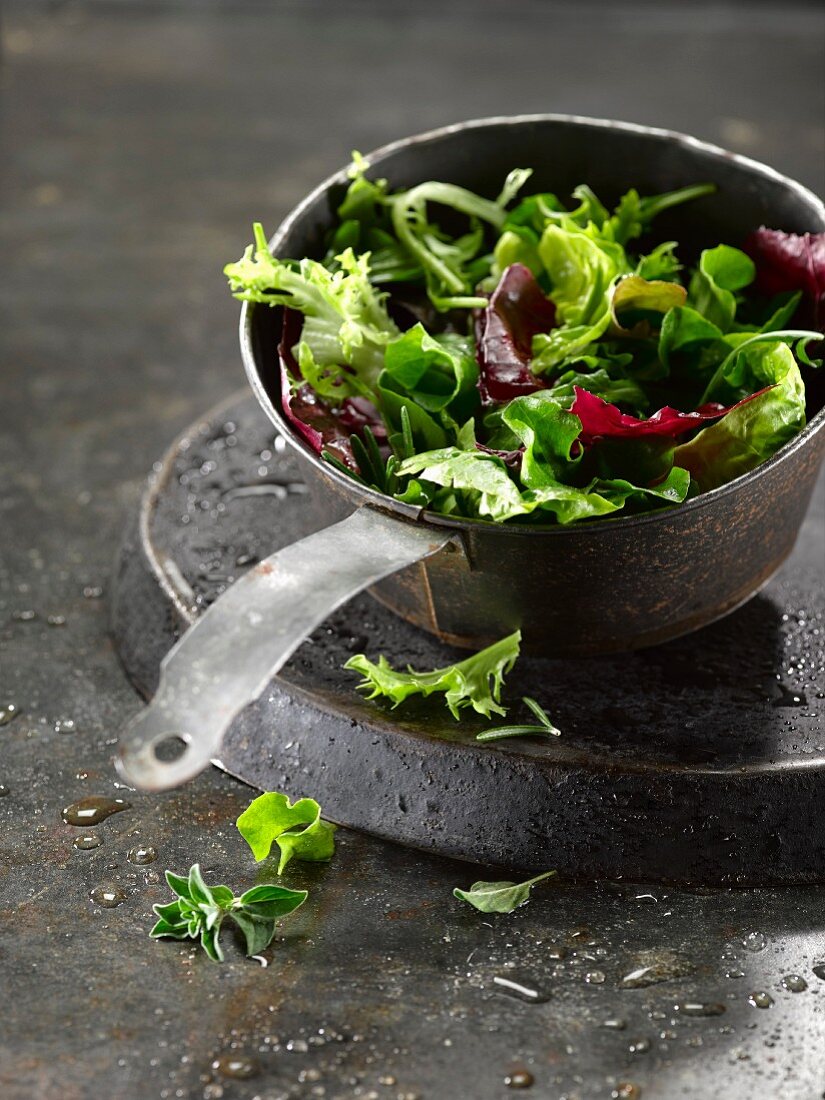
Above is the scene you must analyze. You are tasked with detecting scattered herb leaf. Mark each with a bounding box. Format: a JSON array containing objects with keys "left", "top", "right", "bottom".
[
  {"left": 150, "top": 864, "right": 307, "bottom": 962},
  {"left": 476, "top": 696, "right": 561, "bottom": 741},
  {"left": 453, "top": 870, "right": 557, "bottom": 913}
]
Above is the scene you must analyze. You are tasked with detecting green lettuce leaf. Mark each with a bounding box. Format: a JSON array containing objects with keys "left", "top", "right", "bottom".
[
  {"left": 688, "top": 245, "right": 756, "bottom": 331},
  {"left": 397, "top": 447, "right": 527, "bottom": 522},
  {"left": 236, "top": 792, "right": 336, "bottom": 873},
  {"left": 345, "top": 630, "right": 522, "bottom": 720},
  {"left": 675, "top": 341, "right": 807, "bottom": 491},
  {"left": 224, "top": 225, "right": 399, "bottom": 396},
  {"left": 382, "top": 324, "right": 479, "bottom": 421},
  {"left": 538, "top": 224, "right": 630, "bottom": 326}
]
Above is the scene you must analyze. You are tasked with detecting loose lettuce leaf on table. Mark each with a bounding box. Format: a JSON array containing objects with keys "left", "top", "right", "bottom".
[
  {"left": 345, "top": 630, "right": 522, "bottom": 720},
  {"left": 236, "top": 792, "right": 336, "bottom": 874}
]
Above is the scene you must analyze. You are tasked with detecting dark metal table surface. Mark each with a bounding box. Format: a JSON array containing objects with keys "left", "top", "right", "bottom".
[{"left": 1, "top": 2, "right": 824, "bottom": 1099}]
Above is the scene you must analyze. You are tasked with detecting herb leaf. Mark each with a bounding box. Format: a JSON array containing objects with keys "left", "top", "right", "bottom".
[
  {"left": 345, "top": 630, "right": 521, "bottom": 720},
  {"left": 453, "top": 870, "right": 557, "bottom": 913},
  {"left": 149, "top": 863, "right": 307, "bottom": 963},
  {"left": 236, "top": 792, "right": 336, "bottom": 873},
  {"left": 476, "top": 695, "right": 561, "bottom": 741}
]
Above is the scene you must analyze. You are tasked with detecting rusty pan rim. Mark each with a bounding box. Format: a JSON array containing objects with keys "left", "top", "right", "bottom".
[{"left": 240, "top": 113, "right": 825, "bottom": 538}]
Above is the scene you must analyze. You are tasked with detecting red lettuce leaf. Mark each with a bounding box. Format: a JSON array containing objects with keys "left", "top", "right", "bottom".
[
  {"left": 278, "top": 308, "right": 384, "bottom": 470},
  {"left": 474, "top": 264, "right": 556, "bottom": 405},
  {"left": 570, "top": 385, "right": 765, "bottom": 446},
  {"left": 474, "top": 442, "right": 524, "bottom": 470},
  {"left": 744, "top": 228, "right": 825, "bottom": 331}
]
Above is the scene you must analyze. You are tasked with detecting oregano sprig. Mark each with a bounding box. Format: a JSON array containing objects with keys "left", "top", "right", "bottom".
[{"left": 150, "top": 864, "right": 306, "bottom": 962}]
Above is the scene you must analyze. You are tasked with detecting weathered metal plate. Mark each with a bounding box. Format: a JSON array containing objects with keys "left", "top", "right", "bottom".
[{"left": 112, "top": 393, "right": 825, "bottom": 885}]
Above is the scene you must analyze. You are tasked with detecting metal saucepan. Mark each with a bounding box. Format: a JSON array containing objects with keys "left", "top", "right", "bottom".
[{"left": 118, "top": 115, "right": 825, "bottom": 791}]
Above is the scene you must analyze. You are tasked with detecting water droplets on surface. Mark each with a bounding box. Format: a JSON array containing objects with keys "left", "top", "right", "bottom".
[
  {"left": 748, "top": 991, "right": 774, "bottom": 1009},
  {"left": 90, "top": 884, "right": 127, "bottom": 908},
  {"left": 0, "top": 784, "right": 10, "bottom": 798},
  {"left": 62, "top": 797, "right": 130, "bottom": 826},
  {"left": 73, "top": 833, "right": 103, "bottom": 850},
  {"left": 781, "top": 974, "right": 807, "bottom": 992},
  {"left": 47, "top": 614, "right": 66, "bottom": 627},
  {"left": 54, "top": 718, "right": 76, "bottom": 734},
  {"left": 811, "top": 963, "right": 825, "bottom": 980},
  {"left": 585, "top": 970, "right": 606, "bottom": 984},
  {"left": 0, "top": 703, "right": 20, "bottom": 727},
  {"left": 504, "top": 1069, "right": 534, "bottom": 1089},
  {"left": 674, "top": 1002, "right": 726, "bottom": 1017},
  {"left": 212, "top": 1055, "right": 259, "bottom": 1080},
  {"left": 127, "top": 845, "right": 157, "bottom": 865},
  {"left": 602, "top": 1018, "right": 627, "bottom": 1030},
  {"left": 612, "top": 1084, "right": 642, "bottom": 1100},
  {"left": 492, "top": 975, "right": 551, "bottom": 1004},
  {"left": 742, "top": 931, "right": 768, "bottom": 953},
  {"left": 620, "top": 950, "right": 694, "bottom": 988}
]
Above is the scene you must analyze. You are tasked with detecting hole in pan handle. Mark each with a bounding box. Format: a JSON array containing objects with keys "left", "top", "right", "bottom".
[{"left": 116, "top": 507, "right": 454, "bottom": 791}]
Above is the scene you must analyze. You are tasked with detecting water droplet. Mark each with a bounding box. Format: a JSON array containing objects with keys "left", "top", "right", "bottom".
[
  {"left": 0, "top": 784, "right": 10, "bottom": 797},
  {"left": 212, "top": 1055, "right": 258, "bottom": 1079},
  {"left": 585, "top": 970, "right": 606, "bottom": 984},
  {"left": 742, "top": 931, "right": 767, "bottom": 953},
  {"left": 12, "top": 609, "right": 36, "bottom": 621},
  {"left": 82, "top": 586, "right": 103, "bottom": 599},
  {"left": 54, "top": 718, "right": 76, "bottom": 734},
  {"left": 772, "top": 685, "right": 807, "bottom": 707},
  {"left": 62, "top": 796, "right": 130, "bottom": 826},
  {"left": 781, "top": 974, "right": 807, "bottom": 992},
  {"left": 144, "top": 870, "right": 160, "bottom": 885},
  {"left": 725, "top": 968, "right": 745, "bottom": 979},
  {"left": 748, "top": 991, "right": 773, "bottom": 1009},
  {"left": 629, "top": 1038, "right": 650, "bottom": 1054},
  {"left": 90, "top": 884, "right": 127, "bottom": 908},
  {"left": 612, "top": 1085, "right": 641, "bottom": 1100},
  {"left": 602, "top": 1018, "right": 627, "bottom": 1030},
  {"left": 127, "top": 845, "right": 157, "bottom": 865},
  {"left": 621, "top": 950, "right": 694, "bottom": 988},
  {"left": 0, "top": 703, "right": 20, "bottom": 727},
  {"left": 492, "top": 975, "right": 551, "bottom": 1003},
  {"left": 504, "top": 1070, "right": 534, "bottom": 1089},
  {"left": 285, "top": 1039, "right": 308, "bottom": 1053},
  {"left": 674, "top": 1002, "right": 726, "bottom": 1017},
  {"left": 811, "top": 964, "right": 825, "bottom": 980},
  {"left": 73, "top": 833, "right": 103, "bottom": 850},
  {"left": 47, "top": 614, "right": 66, "bottom": 627}
]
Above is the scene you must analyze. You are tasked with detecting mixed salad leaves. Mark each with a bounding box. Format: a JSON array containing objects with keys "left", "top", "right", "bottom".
[{"left": 225, "top": 157, "right": 823, "bottom": 524}]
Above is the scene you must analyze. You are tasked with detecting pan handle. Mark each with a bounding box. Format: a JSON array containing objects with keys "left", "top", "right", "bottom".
[{"left": 116, "top": 507, "right": 453, "bottom": 790}]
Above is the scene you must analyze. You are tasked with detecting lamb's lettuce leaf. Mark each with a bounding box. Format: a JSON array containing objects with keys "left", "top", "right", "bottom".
[{"left": 688, "top": 245, "right": 756, "bottom": 331}]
